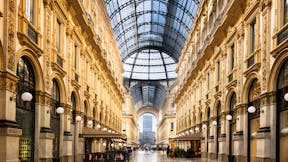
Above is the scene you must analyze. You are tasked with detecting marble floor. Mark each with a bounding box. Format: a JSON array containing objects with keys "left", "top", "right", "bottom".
[{"left": 128, "top": 151, "right": 218, "bottom": 162}]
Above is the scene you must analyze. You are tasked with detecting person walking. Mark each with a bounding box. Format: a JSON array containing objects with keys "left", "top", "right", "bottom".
[{"left": 166, "top": 146, "right": 170, "bottom": 157}]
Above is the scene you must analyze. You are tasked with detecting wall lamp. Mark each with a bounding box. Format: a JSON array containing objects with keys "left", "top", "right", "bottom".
[
  {"left": 248, "top": 106, "right": 256, "bottom": 113},
  {"left": 75, "top": 115, "right": 82, "bottom": 122},
  {"left": 284, "top": 93, "right": 288, "bottom": 101},
  {"left": 56, "top": 107, "right": 64, "bottom": 114},
  {"left": 10, "top": 92, "right": 33, "bottom": 101},
  {"left": 226, "top": 114, "right": 232, "bottom": 121},
  {"left": 87, "top": 120, "right": 93, "bottom": 125}
]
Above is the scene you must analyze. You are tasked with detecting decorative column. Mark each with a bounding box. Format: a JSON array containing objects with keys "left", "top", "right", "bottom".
[
  {"left": 255, "top": 92, "right": 275, "bottom": 162},
  {"left": 0, "top": 72, "right": 22, "bottom": 162},
  {"left": 38, "top": 92, "right": 54, "bottom": 161},
  {"left": 63, "top": 105, "right": 73, "bottom": 161},
  {"left": 233, "top": 104, "right": 246, "bottom": 162},
  {"left": 218, "top": 113, "right": 227, "bottom": 161}
]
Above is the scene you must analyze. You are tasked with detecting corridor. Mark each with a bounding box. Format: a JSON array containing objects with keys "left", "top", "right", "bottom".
[{"left": 129, "top": 151, "right": 218, "bottom": 162}]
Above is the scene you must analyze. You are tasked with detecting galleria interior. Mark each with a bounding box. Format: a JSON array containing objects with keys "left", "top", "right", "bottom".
[{"left": 0, "top": 0, "right": 288, "bottom": 162}]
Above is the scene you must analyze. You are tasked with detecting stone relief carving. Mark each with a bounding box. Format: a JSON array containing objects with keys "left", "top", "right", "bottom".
[{"left": 8, "top": 0, "right": 16, "bottom": 71}]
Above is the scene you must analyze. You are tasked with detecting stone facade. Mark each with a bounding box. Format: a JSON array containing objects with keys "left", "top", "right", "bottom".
[
  {"left": 174, "top": 0, "right": 288, "bottom": 162},
  {"left": 0, "top": 0, "right": 125, "bottom": 161}
]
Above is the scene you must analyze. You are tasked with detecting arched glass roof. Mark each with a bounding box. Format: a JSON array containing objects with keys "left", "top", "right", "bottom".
[
  {"left": 104, "top": 0, "right": 199, "bottom": 67},
  {"left": 104, "top": 0, "right": 199, "bottom": 109},
  {"left": 131, "top": 83, "right": 166, "bottom": 110},
  {"left": 123, "top": 49, "right": 177, "bottom": 81}
]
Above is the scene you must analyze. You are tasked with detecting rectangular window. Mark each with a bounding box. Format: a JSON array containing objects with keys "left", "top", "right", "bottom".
[
  {"left": 285, "top": 0, "right": 288, "bottom": 24},
  {"left": 231, "top": 44, "right": 235, "bottom": 70},
  {"left": 217, "top": 61, "right": 220, "bottom": 82},
  {"left": 56, "top": 19, "right": 61, "bottom": 52},
  {"left": 207, "top": 72, "right": 210, "bottom": 89},
  {"left": 171, "top": 122, "right": 174, "bottom": 130},
  {"left": 86, "top": 61, "right": 89, "bottom": 79},
  {"left": 74, "top": 45, "right": 78, "bottom": 70},
  {"left": 26, "top": 0, "right": 34, "bottom": 22},
  {"left": 250, "top": 19, "right": 256, "bottom": 53}
]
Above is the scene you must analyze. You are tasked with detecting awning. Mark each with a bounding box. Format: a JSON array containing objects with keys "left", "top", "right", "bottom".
[
  {"left": 169, "top": 134, "right": 203, "bottom": 141},
  {"left": 80, "top": 127, "right": 124, "bottom": 139}
]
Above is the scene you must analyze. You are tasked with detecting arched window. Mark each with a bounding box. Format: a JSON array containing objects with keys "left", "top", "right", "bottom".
[
  {"left": 84, "top": 101, "right": 88, "bottom": 115},
  {"left": 229, "top": 92, "right": 236, "bottom": 158},
  {"left": 277, "top": 59, "right": 288, "bottom": 162},
  {"left": 71, "top": 93, "right": 76, "bottom": 123},
  {"left": 278, "top": 60, "right": 288, "bottom": 89},
  {"left": 230, "top": 93, "right": 236, "bottom": 112},
  {"left": 247, "top": 79, "right": 260, "bottom": 162},
  {"left": 71, "top": 93, "right": 76, "bottom": 111},
  {"left": 51, "top": 79, "right": 61, "bottom": 159},
  {"left": 16, "top": 57, "right": 35, "bottom": 109},
  {"left": 248, "top": 80, "right": 261, "bottom": 102},
  {"left": 16, "top": 56, "right": 36, "bottom": 161},
  {"left": 51, "top": 79, "right": 60, "bottom": 115}
]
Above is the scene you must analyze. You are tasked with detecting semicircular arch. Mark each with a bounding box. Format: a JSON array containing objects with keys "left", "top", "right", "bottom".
[
  {"left": 136, "top": 106, "right": 159, "bottom": 121},
  {"left": 268, "top": 48, "right": 288, "bottom": 92},
  {"left": 51, "top": 73, "right": 67, "bottom": 103},
  {"left": 16, "top": 48, "right": 44, "bottom": 92}
]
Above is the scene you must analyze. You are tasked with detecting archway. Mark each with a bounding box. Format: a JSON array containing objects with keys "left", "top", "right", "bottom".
[
  {"left": 16, "top": 56, "right": 36, "bottom": 161},
  {"left": 227, "top": 92, "right": 236, "bottom": 161},
  {"left": 276, "top": 59, "right": 288, "bottom": 162},
  {"left": 245, "top": 79, "right": 261, "bottom": 162},
  {"left": 51, "top": 79, "right": 61, "bottom": 161},
  {"left": 137, "top": 108, "right": 158, "bottom": 147}
]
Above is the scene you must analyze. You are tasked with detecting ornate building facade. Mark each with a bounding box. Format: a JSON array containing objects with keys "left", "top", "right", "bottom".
[
  {"left": 157, "top": 92, "right": 176, "bottom": 148},
  {"left": 174, "top": 0, "right": 288, "bottom": 162},
  {"left": 0, "top": 0, "right": 125, "bottom": 161},
  {"left": 122, "top": 94, "right": 139, "bottom": 148}
]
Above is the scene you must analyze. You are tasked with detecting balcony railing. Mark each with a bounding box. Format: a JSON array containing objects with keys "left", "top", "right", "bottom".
[
  {"left": 247, "top": 55, "right": 255, "bottom": 68},
  {"left": 28, "top": 24, "right": 38, "bottom": 44},
  {"left": 75, "top": 73, "right": 79, "bottom": 82},
  {"left": 228, "top": 73, "right": 233, "bottom": 82},
  {"left": 277, "top": 25, "right": 288, "bottom": 44},
  {"left": 57, "top": 55, "right": 63, "bottom": 67}
]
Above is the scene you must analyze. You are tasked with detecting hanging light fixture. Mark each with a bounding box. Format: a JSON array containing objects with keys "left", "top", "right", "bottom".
[
  {"left": 247, "top": 106, "right": 256, "bottom": 113},
  {"left": 226, "top": 114, "right": 232, "bottom": 121},
  {"left": 284, "top": 93, "right": 288, "bottom": 101},
  {"left": 75, "top": 115, "right": 82, "bottom": 122},
  {"left": 96, "top": 123, "right": 101, "bottom": 129},
  {"left": 195, "top": 127, "right": 199, "bottom": 131},
  {"left": 108, "top": 129, "right": 112, "bottom": 133},
  {"left": 102, "top": 127, "right": 107, "bottom": 131},
  {"left": 21, "top": 92, "right": 33, "bottom": 102},
  {"left": 212, "top": 120, "right": 217, "bottom": 126},
  {"left": 56, "top": 107, "right": 64, "bottom": 114},
  {"left": 103, "top": 143, "right": 106, "bottom": 146}
]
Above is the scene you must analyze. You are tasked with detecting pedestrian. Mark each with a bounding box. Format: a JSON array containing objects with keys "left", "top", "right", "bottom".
[{"left": 166, "top": 146, "right": 170, "bottom": 157}]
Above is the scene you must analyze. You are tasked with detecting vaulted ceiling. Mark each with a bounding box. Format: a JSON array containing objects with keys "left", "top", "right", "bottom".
[{"left": 104, "top": 0, "right": 199, "bottom": 109}]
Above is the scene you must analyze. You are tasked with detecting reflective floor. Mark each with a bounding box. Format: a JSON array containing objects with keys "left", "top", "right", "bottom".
[{"left": 129, "top": 151, "right": 218, "bottom": 162}]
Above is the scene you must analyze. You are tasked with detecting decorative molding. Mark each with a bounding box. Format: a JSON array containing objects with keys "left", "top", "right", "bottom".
[{"left": 8, "top": 0, "right": 17, "bottom": 71}]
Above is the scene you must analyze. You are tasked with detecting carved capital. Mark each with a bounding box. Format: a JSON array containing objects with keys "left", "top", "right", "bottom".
[{"left": 0, "top": 72, "right": 18, "bottom": 93}]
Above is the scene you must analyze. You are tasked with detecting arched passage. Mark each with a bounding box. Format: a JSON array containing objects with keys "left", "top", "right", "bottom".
[{"left": 136, "top": 106, "right": 158, "bottom": 147}]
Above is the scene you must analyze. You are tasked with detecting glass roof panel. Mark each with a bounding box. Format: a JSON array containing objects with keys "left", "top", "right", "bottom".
[
  {"left": 105, "top": 0, "right": 199, "bottom": 62},
  {"left": 105, "top": 0, "right": 199, "bottom": 108}
]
